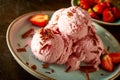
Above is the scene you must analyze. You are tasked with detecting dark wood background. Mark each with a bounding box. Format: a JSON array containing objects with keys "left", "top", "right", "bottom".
[{"left": 0, "top": 0, "right": 119, "bottom": 80}]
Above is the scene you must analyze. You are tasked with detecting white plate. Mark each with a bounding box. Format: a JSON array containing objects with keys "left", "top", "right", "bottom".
[{"left": 6, "top": 11, "right": 120, "bottom": 80}]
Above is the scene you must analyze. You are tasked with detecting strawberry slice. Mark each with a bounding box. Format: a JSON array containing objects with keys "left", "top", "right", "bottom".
[
  {"left": 101, "top": 54, "right": 113, "bottom": 72},
  {"left": 109, "top": 52, "right": 120, "bottom": 64},
  {"left": 29, "top": 14, "right": 48, "bottom": 27}
]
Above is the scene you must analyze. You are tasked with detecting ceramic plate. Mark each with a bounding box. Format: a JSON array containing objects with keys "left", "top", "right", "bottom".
[
  {"left": 71, "top": 0, "right": 120, "bottom": 26},
  {"left": 6, "top": 11, "right": 120, "bottom": 80}
]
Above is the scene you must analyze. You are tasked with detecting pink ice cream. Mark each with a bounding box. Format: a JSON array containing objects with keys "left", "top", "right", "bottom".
[
  {"left": 66, "top": 25, "right": 104, "bottom": 70},
  {"left": 31, "top": 28, "right": 72, "bottom": 64},
  {"left": 47, "top": 6, "right": 92, "bottom": 41},
  {"left": 31, "top": 28, "right": 65, "bottom": 63},
  {"left": 31, "top": 6, "right": 105, "bottom": 71},
  {"left": 57, "top": 7, "right": 91, "bottom": 40}
]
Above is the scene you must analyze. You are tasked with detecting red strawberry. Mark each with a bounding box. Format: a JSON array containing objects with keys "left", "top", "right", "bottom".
[
  {"left": 99, "top": 2, "right": 109, "bottom": 9},
  {"left": 88, "top": 8, "right": 99, "bottom": 19},
  {"left": 88, "top": 0, "right": 96, "bottom": 7},
  {"left": 112, "top": 7, "right": 120, "bottom": 20},
  {"left": 80, "top": 0, "right": 90, "bottom": 10},
  {"left": 29, "top": 14, "right": 48, "bottom": 27},
  {"left": 106, "top": 2, "right": 111, "bottom": 8},
  {"left": 95, "top": 0, "right": 103, "bottom": 3},
  {"left": 109, "top": 52, "right": 120, "bottom": 64},
  {"left": 102, "top": 8, "right": 115, "bottom": 22},
  {"left": 101, "top": 54, "right": 113, "bottom": 72},
  {"left": 80, "top": 0, "right": 96, "bottom": 10},
  {"left": 93, "top": 3, "right": 104, "bottom": 14},
  {"left": 82, "top": 4, "right": 90, "bottom": 10}
]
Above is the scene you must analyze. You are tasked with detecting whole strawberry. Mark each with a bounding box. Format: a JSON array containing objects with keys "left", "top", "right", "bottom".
[
  {"left": 93, "top": 3, "right": 104, "bottom": 14},
  {"left": 88, "top": 0, "right": 96, "bottom": 7},
  {"left": 79, "top": 0, "right": 96, "bottom": 10},
  {"left": 112, "top": 6, "right": 120, "bottom": 20},
  {"left": 99, "top": 2, "right": 111, "bottom": 9},
  {"left": 102, "top": 8, "right": 115, "bottom": 22},
  {"left": 88, "top": 8, "right": 99, "bottom": 19},
  {"left": 79, "top": 0, "right": 90, "bottom": 10}
]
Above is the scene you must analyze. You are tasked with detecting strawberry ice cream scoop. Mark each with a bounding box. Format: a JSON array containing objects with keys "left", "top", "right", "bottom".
[
  {"left": 66, "top": 26, "right": 105, "bottom": 70},
  {"left": 31, "top": 28, "right": 65, "bottom": 63},
  {"left": 57, "top": 6, "right": 92, "bottom": 40},
  {"left": 48, "top": 8, "right": 65, "bottom": 25},
  {"left": 47, "top": 6, "right": 92, "bottom": 40},
  {"left": 45, "top": 8, "right": 65, "bottom": 33}
]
